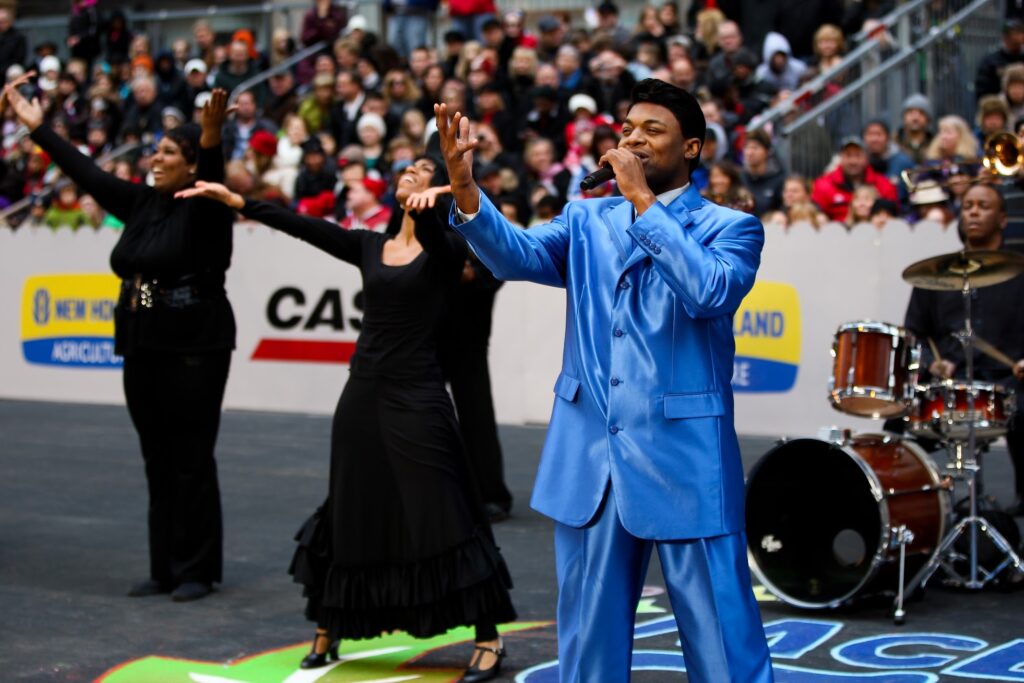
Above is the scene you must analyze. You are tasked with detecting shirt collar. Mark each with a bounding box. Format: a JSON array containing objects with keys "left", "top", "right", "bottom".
[{"left": 655, "top": 183, "right": 688, "bottom": 206}]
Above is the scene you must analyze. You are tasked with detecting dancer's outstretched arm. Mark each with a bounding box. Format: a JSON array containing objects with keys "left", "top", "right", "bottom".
[
  {"left": 175, "top": 181, "right": 367, "bottom": 266},
  {"left": 7, "top": 82, "right": 142, "bottom": 221}
]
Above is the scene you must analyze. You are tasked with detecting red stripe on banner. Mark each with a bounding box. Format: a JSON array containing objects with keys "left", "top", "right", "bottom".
[{"left": 251, "top": 338, "right": 357, "bottom": 364}]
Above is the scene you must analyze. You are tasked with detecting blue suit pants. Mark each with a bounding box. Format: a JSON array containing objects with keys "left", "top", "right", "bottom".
[{"left": 554, "top": 488, "right": 774, "bottom": 682}]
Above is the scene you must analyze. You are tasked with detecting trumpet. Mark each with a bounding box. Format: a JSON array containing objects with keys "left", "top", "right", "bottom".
[
  {"left": 982, "top": 131, "right": 1024, "bottom": 176},
  {"left": 900, "top": 160, "right": 983, "bottom": 193},
  {"left": 899, "top": 132, "right": 1024, "bottom": 193}
]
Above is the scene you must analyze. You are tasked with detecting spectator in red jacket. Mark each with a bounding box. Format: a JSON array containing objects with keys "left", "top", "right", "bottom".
[
  {"left": 812, "top": 136, "right": 899, "bottom": 222},
  {"left": 339, "top": 176, "right": 392, "bottom": 231}
]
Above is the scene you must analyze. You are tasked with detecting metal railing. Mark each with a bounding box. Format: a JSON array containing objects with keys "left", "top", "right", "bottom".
[
  {"left": 228, "top": 39, "right": 327, "bottom": 104},
  {"left": 750, "top": 0, "right": 1004, "bottom": 178}
]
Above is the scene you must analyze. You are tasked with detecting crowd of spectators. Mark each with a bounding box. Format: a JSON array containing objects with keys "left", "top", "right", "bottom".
[{"left": 0, "top": 0, "right": 1023, "bottom": 233}]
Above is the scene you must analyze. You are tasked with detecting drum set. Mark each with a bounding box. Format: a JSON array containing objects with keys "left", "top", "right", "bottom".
[{"left": 746, "top": 249, "right": 1024, "bottom": 623}]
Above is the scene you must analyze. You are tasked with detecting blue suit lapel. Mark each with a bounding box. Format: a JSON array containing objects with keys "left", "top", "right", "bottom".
[
  {"left": 617, "top": 186, "right": 703, "bottom": 272},
  {"left": 600, "top": 199, "right": 635, "bottom": 262},
  {"left": 674, "top": 184, "right": 704, "bottom": 236}
]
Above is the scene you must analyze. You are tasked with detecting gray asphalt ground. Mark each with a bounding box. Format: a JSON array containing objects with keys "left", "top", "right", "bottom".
[{"left": 2, "top": 399, "right": 1022, "bottom": 682}]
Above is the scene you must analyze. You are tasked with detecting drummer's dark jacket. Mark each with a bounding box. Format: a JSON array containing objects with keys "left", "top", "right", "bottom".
[
  {"left": 30, "top": 125, "right": 236, "bottom": 356},
  {"left": 904, "top": 262, "right": 1024, "bottom": 388}
]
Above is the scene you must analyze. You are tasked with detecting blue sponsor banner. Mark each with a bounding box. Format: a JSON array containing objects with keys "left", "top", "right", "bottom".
[
  {"left": 22, "top": 337, "right": 123, "bottom": 368},
  {"left": 734, "top": 356, "right": 799, "bottom": 392}
]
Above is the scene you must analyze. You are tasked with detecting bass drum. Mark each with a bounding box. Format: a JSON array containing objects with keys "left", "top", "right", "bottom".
[{"left": 746, "top": 434, "right": 949, "bottom": 609}]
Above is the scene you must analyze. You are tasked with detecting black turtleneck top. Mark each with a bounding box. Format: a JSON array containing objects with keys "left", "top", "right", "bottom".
[{"left": 30, "top": 125, "right": 236, "bottom": 355}]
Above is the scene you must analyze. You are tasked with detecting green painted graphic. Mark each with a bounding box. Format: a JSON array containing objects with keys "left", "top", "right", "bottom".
[{"left": 98, "top": 622, "right": 549, "bottom": 683}]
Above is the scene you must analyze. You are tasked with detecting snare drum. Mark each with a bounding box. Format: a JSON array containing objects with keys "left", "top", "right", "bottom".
[
  {"left": 907, "top": 381, "right": 1016, "bottom": 440},
  {"left": 746, "top": 433, "right": 949, "bottom": 609},
  {"left": 830, "top": 321, "right": 920, "bottom": 418}
]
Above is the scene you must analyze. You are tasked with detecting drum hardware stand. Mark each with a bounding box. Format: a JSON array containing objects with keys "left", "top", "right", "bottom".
[
  {"left": 891, "top": 524, "right": 914, "bottom": 625},
  {"left": 896, "top": 264, "right": 1024, "bottom": 620}
]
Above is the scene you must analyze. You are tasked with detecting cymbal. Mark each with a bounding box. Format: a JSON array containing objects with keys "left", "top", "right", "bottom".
[{"left": 902, "top": 250, "right": 1024, "bottom": 290}]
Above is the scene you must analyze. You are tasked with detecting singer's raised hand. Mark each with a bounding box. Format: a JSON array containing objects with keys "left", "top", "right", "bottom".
[
  {"left": 597, "top": 148, "right": 656, "bottom": 216},
  {"left": 434, "top": 103, "right": 480, "bottom": 214}
]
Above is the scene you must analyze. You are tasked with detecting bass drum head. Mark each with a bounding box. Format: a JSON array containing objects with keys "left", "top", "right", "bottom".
[{"left": 746, "top": 438, "right": 883, "bottom": 608}]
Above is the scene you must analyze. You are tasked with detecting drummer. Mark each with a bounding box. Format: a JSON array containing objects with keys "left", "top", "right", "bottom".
[{"left": 900, "top": 183, "right": 1024, "bottom": 514}]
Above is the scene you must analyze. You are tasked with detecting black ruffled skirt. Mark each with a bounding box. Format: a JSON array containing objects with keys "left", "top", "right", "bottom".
[{"left": 288, "top": 375, "right": 516, "bottom": 640}]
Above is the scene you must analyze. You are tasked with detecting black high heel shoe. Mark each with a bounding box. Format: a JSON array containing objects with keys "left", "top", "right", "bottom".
[
  {"left": 459, "top": 640, "right": 505, "bottom": 683},
  {"left": 299, "top": 631, "right": 339, "bottom": 669}
]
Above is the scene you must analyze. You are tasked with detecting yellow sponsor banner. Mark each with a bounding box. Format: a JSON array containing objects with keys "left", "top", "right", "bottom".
[
  {"left": 21, "top": 273, "right": 120, "bottom": 340},
  {"left": 21, "top": 274, "right": 122, "bottom": 368},
  {"left": 734, "top": 281, "right": 801, "bottom": 364},
  {"left": 732, "top": 281, "right": 801, "bottom": 392}
]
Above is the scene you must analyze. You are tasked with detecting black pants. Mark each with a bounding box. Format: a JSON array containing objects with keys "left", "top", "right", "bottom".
[
  {"left": 441, "top": 290, "right": 513, "bottom": 511},
  {"left": 122, "top": 350, "right": 231, "bottom": 585}
]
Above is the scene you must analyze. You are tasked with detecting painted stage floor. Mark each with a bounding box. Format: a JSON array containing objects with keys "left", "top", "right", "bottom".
[{"left": 2, "top": 399, "right": 1023, "bottom": 682}]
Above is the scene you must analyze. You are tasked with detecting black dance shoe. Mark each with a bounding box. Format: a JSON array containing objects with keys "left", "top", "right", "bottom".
[
  {"left": 127, "top": 579, "right": 172, "bottom": 597},
  {"left": 170, "top": 581, "right": 213, "bottom": 602},
  {"left": 459, "top": 641, "right": 506, "bottom": 683},
  {"left": 300, "top": 633, "right": 339, "bottom": 669}
]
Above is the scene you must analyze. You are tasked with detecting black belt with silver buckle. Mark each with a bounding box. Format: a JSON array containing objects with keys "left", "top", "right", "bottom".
[{"left": 121, "top": 274, "right": 218, "bottom": 312}]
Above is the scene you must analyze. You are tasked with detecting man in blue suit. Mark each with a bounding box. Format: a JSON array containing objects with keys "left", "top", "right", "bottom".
[{"left": 430, "top": 79, "right": 774, "bottom": 682}]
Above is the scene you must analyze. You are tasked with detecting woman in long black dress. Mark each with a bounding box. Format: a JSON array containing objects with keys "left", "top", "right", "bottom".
[
  {"left": 175, "top": 157, "right": 516, "bottom": 682},
  {"left": 5, "top": 84, "right": 237, "bottom": 603}
]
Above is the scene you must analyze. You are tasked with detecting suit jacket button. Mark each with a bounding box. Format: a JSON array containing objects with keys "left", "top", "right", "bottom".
[
  {"left": 609, "top": 425, "right": 619, "bottom": 434},
  {"left": 619, "top": 281, "right": 630, "bottom": 289},
  {"left": 613, "top": 328, "right": 624, "bottom": 337},
  {"left": 653, "top": 246, "right": 662, "bottom": 254},
  {"left": 610, "top": 377, "right": 620, "bottom": 386}
]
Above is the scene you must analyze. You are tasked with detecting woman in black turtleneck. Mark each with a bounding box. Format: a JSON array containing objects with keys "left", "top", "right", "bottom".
[{"left": 6, "top": 84, "right": 236, "bottom": 603}]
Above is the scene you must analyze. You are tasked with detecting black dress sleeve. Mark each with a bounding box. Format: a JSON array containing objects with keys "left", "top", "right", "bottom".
[
  {"left": 30, "top": 124, "right": 143, "bottom": 222},
  {"left": 410, "top": 204, "right": 467, "bottom": 276},
  {"left": 195, "top": 141, "right": 225, "bottom": 183},
  {"left": 189, "top": 141, "right": 232, "bottom": 225},
  {"left": 241, "top": 198, "right": 366, "bottom": 266}
]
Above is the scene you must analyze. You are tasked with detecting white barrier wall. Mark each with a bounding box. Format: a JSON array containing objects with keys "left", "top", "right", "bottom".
[{"left": 0, "top": 220, "right": 964, "bottom": 437}]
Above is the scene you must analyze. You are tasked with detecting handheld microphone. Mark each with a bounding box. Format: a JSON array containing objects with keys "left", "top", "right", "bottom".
[{"left": 579, "top": 165, "right": 615, "bottom": 191}]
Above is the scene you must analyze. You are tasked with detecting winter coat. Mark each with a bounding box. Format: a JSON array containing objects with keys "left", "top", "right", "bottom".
[
  {"left": 811, "top": 165, "right": 898, "bottom": 222},
  {"left": 741, "top": 155, "right": 787, "bottom": 216},
  {"left": 755, "top": 32, "right": 807, "bottom": 92}
]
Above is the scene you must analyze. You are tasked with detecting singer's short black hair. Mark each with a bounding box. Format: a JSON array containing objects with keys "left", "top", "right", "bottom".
[{"left": 628, "top": 78, "right": 706, "bottom": 153}]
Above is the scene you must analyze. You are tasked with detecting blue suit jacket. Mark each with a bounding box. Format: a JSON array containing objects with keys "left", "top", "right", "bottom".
[{"left": 451, "top": 185, "right": 763, "bottom": 540}]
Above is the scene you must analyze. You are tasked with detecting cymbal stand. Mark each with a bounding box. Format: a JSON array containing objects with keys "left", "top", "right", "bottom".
[{"left": 897, "top": 263, "right": 1024, "bottom": 620}]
